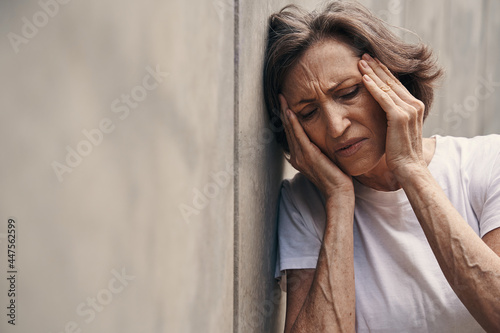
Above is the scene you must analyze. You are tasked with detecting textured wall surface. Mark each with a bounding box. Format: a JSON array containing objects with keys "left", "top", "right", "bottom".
[
  {"left": 0, "top": 1, "right": 499, "bottom": 333},
  {"left": 398, "top": 0, "right": 500, "bottom": 138},
  {"left": 0, "top": 0, "right": 234, "bottom": 332},
  {"left": 236, "top": 1, "right": 319, "bottom": 331}
]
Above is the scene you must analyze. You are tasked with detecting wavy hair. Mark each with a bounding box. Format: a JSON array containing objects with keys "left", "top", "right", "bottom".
[{"left": 263, "top": 1, "right": 443, "bottom": 153}]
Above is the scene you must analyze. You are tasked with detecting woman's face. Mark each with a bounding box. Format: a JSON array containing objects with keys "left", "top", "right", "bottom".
[{"left": 281, "top": 38, "right": 388, "bottom": 177}]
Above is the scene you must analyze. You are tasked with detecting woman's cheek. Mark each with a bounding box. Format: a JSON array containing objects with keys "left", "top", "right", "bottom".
[{"left": 301, "top": 120, "right": 314, "bottom": 134}]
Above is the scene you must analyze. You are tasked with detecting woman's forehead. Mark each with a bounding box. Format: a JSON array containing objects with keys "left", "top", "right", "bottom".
[
  {"left": 299, "top": 39, "right": 359, "bottom": 72},
  {"left": 283, "top": 40, "right": 361, "bottom": 92}
]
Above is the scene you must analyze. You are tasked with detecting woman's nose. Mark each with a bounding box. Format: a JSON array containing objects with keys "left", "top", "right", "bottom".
[{"left": 323, "top": 103, "right": 351, "bottom": 138}]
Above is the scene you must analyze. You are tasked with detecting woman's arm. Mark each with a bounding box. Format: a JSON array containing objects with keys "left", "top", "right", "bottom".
[
  {"left": 360, "top": 54, "right": 500, "bottom": 332},
  {"left": 286, "top": 195, "right": 355, "bottom": 333},
  {"left": 279, "top": 97, "right": 356, "bottom": 333},
  {"left": 396, "top": 165, "right": 500, "bottom": 331},
  {"left": 483, "top": 228, "right": 500, "bottom": 255}
]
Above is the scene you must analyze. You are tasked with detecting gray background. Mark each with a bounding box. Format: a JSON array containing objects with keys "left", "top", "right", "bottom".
[{"left": 0, "top": 0, "right": 499, "bottom": 332}]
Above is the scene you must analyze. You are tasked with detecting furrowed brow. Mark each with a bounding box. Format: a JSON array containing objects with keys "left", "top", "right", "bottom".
[{"left": 293, "top": 77, "right": 351, "bottom": 107}]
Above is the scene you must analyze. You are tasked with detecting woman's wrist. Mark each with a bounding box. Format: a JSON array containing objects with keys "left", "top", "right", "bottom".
[
  {"left": 324, "top": 188, "right": 355, "bottom": 209},
  {"left": 392, "top": 161, "right": 429, "bottom": 186}
]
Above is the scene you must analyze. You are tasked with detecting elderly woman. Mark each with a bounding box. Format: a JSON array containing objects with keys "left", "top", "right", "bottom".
[{"left": 264, "top": 1, "right": 500, "bottom": 332}]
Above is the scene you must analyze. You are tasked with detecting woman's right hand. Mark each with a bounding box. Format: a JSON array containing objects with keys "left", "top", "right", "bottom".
[
  {"left": 279, "top": 94, "right": 355, "bottom": 201},
  {"left": 280, "top": 94, "right": 356, "bottom": 333}
]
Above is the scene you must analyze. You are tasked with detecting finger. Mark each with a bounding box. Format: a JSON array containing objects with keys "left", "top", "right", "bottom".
[
  {"left": 278, "top": 93, "right": 289, "bottom": 115},
  {"left": 365, "top": 57, "right": 426, "bottom": 119},
  {"left": 360, "top": 54, "right": 417, "bottom": 107},
  {"left": 362, "top": 74, "right": 402, "bottom": 116},
  {"left": 359, "top": 59, "right": 408, "bottom": 108},
  {"left": 375, "top": 59, "right": 426, "bottom": 113},
  {"left": 286, "top": 110, "right": 331, "bottom": 166},
  {"left": 278, "top": 94, "right": 300, "bottom": 152},
  {"left": 373, "top": 57, "right": 420, "bottom": 108},
  {"left": 360, "top": 67, "right": 411, "bottom": 116},
  {"left": 374, "top": 57, "right": 409, "bottom": 93},
  {"left": 279, "top": 94, "right": 320, "bottom": 158},
  {"left": 286, "top": 109, "right": 312, "bottom": 148},
  {"left": 361, "top": 54, "right": 403, "bottom": 91}
]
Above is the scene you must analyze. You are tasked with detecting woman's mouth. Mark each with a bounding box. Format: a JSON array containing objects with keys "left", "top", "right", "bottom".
[{"left": 335, "top": 138, "right": 367, "bottom": 158}]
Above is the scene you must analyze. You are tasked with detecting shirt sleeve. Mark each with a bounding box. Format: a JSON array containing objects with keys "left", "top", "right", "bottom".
[
  {"left": 274, "top": 178, "right": 323, "bottom": 279},
  {"left": 467, "top": 135, "right": 500, "bottom": 237},
  {"left": 479, "top": 142, "right": 500, "bottom": 237}
]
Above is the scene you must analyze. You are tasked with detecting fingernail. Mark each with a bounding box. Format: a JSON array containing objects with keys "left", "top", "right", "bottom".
[
  {"left": 362, "top": 53, "right": 373, "bottom": 62},
  {"left": 360, "top": 59, "right": 368, "bottom": 68},
  {"left": 363, "top": 74, "right": 371, "bottom": 82},
  {"left": 286, "top": 109, "right": 292, "bottom": 117}
]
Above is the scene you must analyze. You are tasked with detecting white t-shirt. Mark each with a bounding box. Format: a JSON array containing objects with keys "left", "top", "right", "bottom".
[{"left": 275, "top": 135, "right": 500, "bottom": 332}]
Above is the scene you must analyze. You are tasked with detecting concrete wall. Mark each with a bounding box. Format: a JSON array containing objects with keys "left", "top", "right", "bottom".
[
  {"left": 0, "top": 1, "right": 499, "bottom": 333},
  {"left": 0, "top": 0, "right": 234, "bottom": 332}
]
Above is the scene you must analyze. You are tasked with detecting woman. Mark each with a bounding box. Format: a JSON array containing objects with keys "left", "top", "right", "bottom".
[{"left": 263, "top": 1, "right": 500, "bottom": 332}]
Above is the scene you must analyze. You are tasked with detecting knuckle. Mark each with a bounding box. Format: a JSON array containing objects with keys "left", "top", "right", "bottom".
[
  {"left": 409, "top": 99, "right": 425, "bottom": 112},
  {"left": 292, "top": 156, "right": 303, "bottom": 169},
  {"left": 415, "top": 100, "right": 425, "bottom": 112},
  {"left": 406, "top": 105, "right": 418, "bottom": 115},
  {"left": 380, "top": 93, "right": 392, "bottom": 103},
  {"left": 377, "top": 59, "right": 390, "bottom": 71},
  {"left": 395, "top": 111, "right": 410, "bottom": 122}
]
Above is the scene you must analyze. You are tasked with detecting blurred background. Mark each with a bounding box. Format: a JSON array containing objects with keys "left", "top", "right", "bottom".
[{"left": 0, "top": 0, "right": 499, "bottom": 332}]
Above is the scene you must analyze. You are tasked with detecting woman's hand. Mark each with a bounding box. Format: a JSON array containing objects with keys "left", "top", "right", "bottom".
[
  {"left": 279, "top": 94, "right": 354, "bottom": 200},
  {"left": 358, "top": 54, "right": 427, "bottom": 179},
  {"left": 280, "top": 95, "right": 356, "bottom": 333}
]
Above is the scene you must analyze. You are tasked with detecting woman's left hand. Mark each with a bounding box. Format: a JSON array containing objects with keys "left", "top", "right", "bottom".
[
  {"left": 360, "top": 55, "right": 500, "bottom": 332},
  {"left": 358, "top": 54, "right": 427, "bottom": 179}
]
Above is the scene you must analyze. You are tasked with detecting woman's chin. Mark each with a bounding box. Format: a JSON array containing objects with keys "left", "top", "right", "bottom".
[{"left": 336, "top": 154, "right": 387, "bottom": 178}]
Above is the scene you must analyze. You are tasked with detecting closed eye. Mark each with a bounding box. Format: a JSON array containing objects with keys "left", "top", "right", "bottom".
[
  {"left": 301, "top": 108, "right": 317, "bottom": 120},
  {"left": 339, "top": 85, "right": 360, "bottom": 100}
]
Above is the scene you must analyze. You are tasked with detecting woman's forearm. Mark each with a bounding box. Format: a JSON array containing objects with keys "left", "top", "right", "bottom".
[
  {"left": 398, "top": 166, "right": 500, "bottom": 331},
  {"left": 291, "top": 194, "right": 356, "bottom": 333}
]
